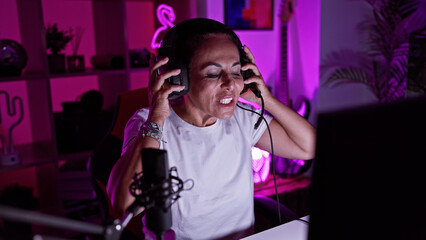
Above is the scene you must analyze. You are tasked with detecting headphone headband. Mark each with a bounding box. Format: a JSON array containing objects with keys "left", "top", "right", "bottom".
[{"left": 158, "top": 18, "right": 246, "bottom": 99}]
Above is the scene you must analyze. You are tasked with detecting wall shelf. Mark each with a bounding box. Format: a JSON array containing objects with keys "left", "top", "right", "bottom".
[
  {"left": 0, "top": 141, "right": 55, "bottom": 173},
  {"left": 0, "top": 0, "right": 152, "bottom": 219},
  {"left": 0, "top": 67, "right": 149, "bottom": 82},
  {"left": 0, "top": 71, "right": 47, "bottom": 82},
  {"left": 49, "top": 68, "right": 129, "bottom": 79}
]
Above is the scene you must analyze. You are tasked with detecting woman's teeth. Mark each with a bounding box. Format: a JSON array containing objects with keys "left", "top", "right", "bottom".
[{"left": 220, "top": 97, "right": 233, "bottom": 104}]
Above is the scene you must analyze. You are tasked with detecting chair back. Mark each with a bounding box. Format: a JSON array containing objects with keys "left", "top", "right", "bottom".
[{"left": 87, "top": 88, "right": 149, "bottom": 239}]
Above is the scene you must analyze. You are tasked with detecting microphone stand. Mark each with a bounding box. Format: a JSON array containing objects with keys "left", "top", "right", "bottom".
[
  {"left": 0, "top": 172, "right": 187, "bottom": 240},
  {"left": 0, "top": 204, "right": 141, "bottom": 240},
  {"left": 0, "top": 150, "right": 189, "bottom": 240}
]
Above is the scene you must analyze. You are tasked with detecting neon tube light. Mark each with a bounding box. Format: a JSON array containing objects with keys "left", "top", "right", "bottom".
[{"left": 151, "top": 4, "right": 176, "bottom": 49}]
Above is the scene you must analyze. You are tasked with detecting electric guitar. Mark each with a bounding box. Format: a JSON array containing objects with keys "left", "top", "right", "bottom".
[
  {"left": 276, "top": 0, "right": 313, "bottom": 177},
  {"left": 277, "top": 0, "right": 294, "bottom": 106}
]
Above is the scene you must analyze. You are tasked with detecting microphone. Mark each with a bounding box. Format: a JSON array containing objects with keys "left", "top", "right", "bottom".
[
  {"left": 140, "top": 148, "right": 173, "bottom": 238},
  {"left": 128, "top": 148, "right": 192, "bottom": 239}
]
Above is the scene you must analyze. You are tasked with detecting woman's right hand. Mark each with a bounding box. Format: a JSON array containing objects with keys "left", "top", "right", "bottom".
[{"left": 148, "top": 53, "right": 184, "bottom": 125}]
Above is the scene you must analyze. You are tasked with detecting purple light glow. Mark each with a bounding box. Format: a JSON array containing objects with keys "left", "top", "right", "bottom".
[
  {"left": 296, "top": 101, "right": 307, "bottom": 117},
  {"left": 151, "top": 4, "right": 175, "bottom": 50},
  {"left": 252, "top": 147, "right": 271, "bottom": 183}
]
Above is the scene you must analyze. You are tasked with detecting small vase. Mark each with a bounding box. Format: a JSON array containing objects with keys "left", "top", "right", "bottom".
[
  {"left": 48, "top": 53, "right": 66, "bottom": 73},
  {"left": 67, "top": 55, "right": 85, "bottom": 72}
]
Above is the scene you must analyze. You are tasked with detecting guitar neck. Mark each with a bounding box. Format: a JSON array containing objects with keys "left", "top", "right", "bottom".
[{"left": 278, "top": 23, "right": 290, "bottom": 106}]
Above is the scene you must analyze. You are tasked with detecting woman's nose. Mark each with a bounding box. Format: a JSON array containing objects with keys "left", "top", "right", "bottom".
[{"left": 221, "top": 73, "right": 235, "bottom": 89}]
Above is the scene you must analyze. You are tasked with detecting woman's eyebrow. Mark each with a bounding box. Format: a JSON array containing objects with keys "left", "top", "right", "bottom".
[{"left": 200, "top": 61, "right": 241, "bottom": 70}]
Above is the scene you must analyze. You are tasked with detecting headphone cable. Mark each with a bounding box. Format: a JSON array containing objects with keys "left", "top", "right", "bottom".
[
  {"left": 236, "top": 102, "right": 282, "bottom": 225},
  {"left": 254, "top": 95, "right": 264, "bottom": 130}
]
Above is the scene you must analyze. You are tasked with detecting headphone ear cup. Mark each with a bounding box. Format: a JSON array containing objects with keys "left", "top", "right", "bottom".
[
  {"left": 167, "top": 65, "right": 189, "bottom": 99},
  {"left": 158, "top": 46, "right": 190, "bottom": 99},
  {"left": 239, "top": 48, "right": 258, "bottom": 96},
  {"left": 239, "top": 48, "right": 254, "bottom": 80}
]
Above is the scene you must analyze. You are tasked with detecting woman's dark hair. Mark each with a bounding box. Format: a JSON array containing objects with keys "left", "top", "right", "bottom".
[{"left": 161, "top": 18, "right": 243, "bottom": 67}]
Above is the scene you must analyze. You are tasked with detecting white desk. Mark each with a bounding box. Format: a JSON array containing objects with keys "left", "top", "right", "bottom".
[{"left": 241, "top": 216, "right": 309, "bottom": 240}]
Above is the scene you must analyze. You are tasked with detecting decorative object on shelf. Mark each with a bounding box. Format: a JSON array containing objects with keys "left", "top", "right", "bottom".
[
  {"left": 0, "top": 39, "right": 28, "bottom": 77},
  {"left": 0, "top": 91, "right": 24, "bottom": 166},
  {"left": 67, "top": 26, "right": 85, "bottom": 72},
  {"left": 321, "top": 0, "right": 426, "bottom": 103},
  {"left": 129, "top": 48, "right": 150, "bottom": 68},
  {"left": 55, "top": 90, "right": 113, "bottom": 153},
  {"left": 90, "top": 54, "right": 125, "bottom": 70},
  {"left": 45, "top": 23, "right": 73, "bottom": 73}
]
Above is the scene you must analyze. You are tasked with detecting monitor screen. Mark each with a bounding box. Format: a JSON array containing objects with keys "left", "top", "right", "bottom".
[{"left": 309, "top": 96, "right": 426, "bottom": 240}]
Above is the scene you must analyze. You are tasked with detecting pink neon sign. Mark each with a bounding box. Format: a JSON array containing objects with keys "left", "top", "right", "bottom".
[
  {"left": 252, "top": 147, "right": 271, "bottom": 183},
  {"left": 151, "top": 4, "right": 176, "bottom": 49}
]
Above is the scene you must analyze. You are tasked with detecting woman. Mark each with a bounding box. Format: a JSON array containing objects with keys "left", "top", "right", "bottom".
[{"left": 107, "top": 18, "right": 316, "bottom": 239}]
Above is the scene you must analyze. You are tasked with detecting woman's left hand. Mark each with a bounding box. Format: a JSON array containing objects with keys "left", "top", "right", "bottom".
[{"left": 239, "top": 45, "right": 272, "bottom": 105}]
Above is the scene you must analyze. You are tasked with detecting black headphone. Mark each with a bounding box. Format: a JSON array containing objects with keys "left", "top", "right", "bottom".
[
  {"left": 157, "top": 24, "right": 189, "bottom": 100},
  {"left": 158, "top": 18, "right": 258, "bottom": 100}
]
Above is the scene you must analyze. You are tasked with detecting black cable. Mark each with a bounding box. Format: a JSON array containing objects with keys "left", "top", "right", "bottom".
[
  {"left": 237, "top": 103, "right": 282, "bottom": 225},
  {"left": 254, "top": 95, "right": 264, "bottom": 129}
]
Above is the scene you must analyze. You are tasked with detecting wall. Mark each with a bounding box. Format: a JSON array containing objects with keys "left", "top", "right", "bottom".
[
  {"left": 318, "top": 0, "right": 377, "bottom": 115},
  {"left": 126, "top": 1, "right": 155, "bottom": 90},
  {"left": 288, "top": 0, "right": 320, "bottom": 124}
]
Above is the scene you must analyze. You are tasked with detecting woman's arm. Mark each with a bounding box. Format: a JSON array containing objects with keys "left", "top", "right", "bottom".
[
  {"left": 256, "top": 98, "right": 316, "bottom": 160},
  {"left": 106, "top": 55, "right": 184, "bottom": 217},
  {"left": 240, "top": 46, "right": 316, "bottom": 160}
]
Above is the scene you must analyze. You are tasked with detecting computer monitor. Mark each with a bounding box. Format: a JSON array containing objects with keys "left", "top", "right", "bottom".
[{"left": 308, "top": 96, "right": 426, "bottom": 240}]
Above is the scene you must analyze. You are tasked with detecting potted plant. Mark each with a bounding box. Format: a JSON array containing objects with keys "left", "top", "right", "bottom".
[
  {"left": 67, "top": 26, "right": 85, "bottom": 72},
  {"left": 321, "top": 0, "right": 426, "bottom": 102},
  {"left": 45, "top": 23, "right": 73, "bottom": 73}
]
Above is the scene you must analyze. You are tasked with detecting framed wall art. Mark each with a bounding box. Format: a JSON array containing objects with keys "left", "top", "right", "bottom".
[{"left": 224, "top": 0, "right": 274, "bottom": 30}]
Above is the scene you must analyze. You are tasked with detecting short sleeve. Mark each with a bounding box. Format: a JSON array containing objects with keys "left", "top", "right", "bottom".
[
  {"left": 233, "top": 102, "right": 273, "bottom": 146},
  {"left": 121, "top": 107, "right": 150, "bottom": 154}
]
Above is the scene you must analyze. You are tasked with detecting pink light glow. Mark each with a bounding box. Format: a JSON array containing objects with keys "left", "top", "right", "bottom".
[
  {"left": 151, "top": 4, "right": 175, "bottom": 49},
  {"left": 252, "top": 147, "right": 271, "bottom": 183},
  {"left": 238, "top": 97, "right": 261, "bottom": 109}
]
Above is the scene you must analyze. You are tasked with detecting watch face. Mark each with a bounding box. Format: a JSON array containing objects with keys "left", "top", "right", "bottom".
[{"left": 0, "top": 39, "right": 28, "bottom": 77}]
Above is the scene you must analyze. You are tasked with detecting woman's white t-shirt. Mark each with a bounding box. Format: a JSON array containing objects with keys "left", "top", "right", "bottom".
[{"left": 123, "top": 103, "right": 272, "bottom": 240}]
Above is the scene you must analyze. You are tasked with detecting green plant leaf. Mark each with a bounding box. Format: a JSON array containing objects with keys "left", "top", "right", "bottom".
[
  {"left": 323, "top": 66, "right": 373, "bottom": 87},
  {"left": 321, "top": 0, "right": 425, "bottom": 102},
  {"left": 45, "top": 23, "right": 74, "bottom": 54}
]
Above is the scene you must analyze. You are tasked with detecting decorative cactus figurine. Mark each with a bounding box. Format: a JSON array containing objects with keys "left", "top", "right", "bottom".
[{"left": 0, "top": 91, "right": 24, "bottom": 166}]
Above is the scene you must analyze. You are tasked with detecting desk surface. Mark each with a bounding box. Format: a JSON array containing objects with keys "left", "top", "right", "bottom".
[{"left": 241, "top": 216, "right": 309, "bottom": 240}]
